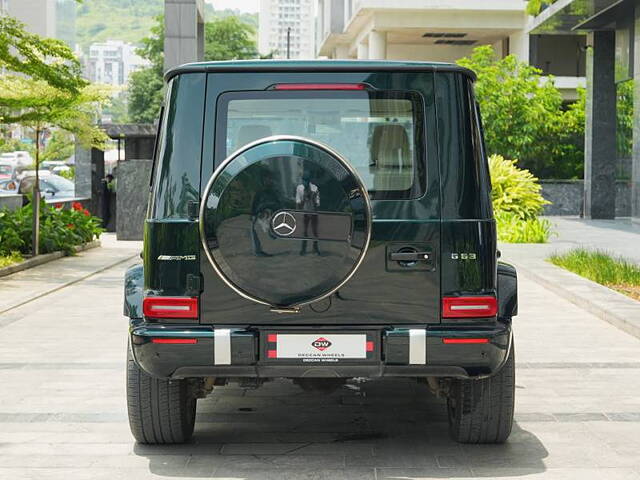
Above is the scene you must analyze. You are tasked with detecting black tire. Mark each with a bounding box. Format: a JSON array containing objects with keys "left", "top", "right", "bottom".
[
  {"left": 447, "top": 342, "right": 515, "bottom": 444},
  {"left": 126, "top": 347, "right": 197, "bottom": 444}
]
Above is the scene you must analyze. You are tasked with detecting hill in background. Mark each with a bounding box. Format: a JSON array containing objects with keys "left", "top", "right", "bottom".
[{"left": 75, "top": 0, "right": 258, "bottom": 51}]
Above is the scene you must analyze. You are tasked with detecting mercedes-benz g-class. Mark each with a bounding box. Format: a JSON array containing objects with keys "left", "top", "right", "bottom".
[{"left": 124, "top": 60, "right": 518, "bottom": 445}]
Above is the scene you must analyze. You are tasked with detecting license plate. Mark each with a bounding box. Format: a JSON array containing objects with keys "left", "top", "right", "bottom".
[{"left": 269, "top": 334, "right": 368, "bottom": 360}]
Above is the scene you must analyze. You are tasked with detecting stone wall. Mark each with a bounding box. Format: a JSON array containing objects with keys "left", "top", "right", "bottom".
[
  {"left": 116, "top": 159, "right": 153, "bottom": 241},
  {"left": 541, "top": 180, "right": 631, "bottom": 217}
]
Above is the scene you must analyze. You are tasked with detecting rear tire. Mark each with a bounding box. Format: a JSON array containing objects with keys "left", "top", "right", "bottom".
[
  {"left": 447, "top": 342, "right": 515, "bottom": 444},
  {"left": 126, "top": 347, "right": 197, "bottom": 444}
]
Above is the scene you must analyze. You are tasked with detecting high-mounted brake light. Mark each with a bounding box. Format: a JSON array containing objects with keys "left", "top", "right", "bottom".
[
  {"left": 272, "top": 83, "right": 367, "bottom": 91},
  {"left": 442, "top": 296, "right": 497, "bottom": 318},
  {"left": 143, "top": 297, "right": 198, "bottom": 319}
]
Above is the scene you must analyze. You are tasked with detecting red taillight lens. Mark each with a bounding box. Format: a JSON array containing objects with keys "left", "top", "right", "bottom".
[
  {"left": 151, "top": 338, "right": 198, "bottom": 344},
  {"left": 442, "top": 296, "right": 497, "bottom": 318},
  {"left": 442, "top": 338, "right": 490, "bottom": 344},
  {"left": 272, "top": 83, "right": 367, "bottom": 91},
  {"left": 143, "top": 297, "right": 198, "bottom": 319}
]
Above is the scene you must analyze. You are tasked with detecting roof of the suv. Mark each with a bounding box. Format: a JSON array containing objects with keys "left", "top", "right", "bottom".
[{"left": 165, "top": 59, "right": 476, "bottom": 82}]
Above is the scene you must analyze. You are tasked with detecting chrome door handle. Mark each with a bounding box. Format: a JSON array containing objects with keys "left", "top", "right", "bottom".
[{"left": 389, "top": 251, "right": 430, "bottom": 262}]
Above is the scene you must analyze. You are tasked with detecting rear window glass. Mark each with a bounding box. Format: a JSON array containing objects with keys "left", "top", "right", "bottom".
[{"left": 218, "top": 90, "right": 425, "bottom": 200}]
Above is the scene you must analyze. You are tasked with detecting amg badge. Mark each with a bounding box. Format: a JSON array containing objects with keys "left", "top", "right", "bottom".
[{"left": 157, "top": 255, "right": 197, "bottom": 261}]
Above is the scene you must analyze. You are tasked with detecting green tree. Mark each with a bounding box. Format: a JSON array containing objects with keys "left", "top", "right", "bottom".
[
  {"left": 128, "top": 14, "right": 261, "bottom": 123},
  {"left": 40, "top": 130, "right": 75, "bottom": 163},
  {"left": 0, "top": 15, "right": 86, "bottom": 94},
  {"left": 128, "top": 66, "right": 164, "bottom": 124},
  {"left": 0, "top": 12, "right": 99, "bottom": 255},
  {"left": 204, "top": 17, "right": 258, "bottom": 61},
  {"left": 458, "top": 45, "right": 584, "bottom": 178},
  {"left": 128, "top": 15, "right": 164, "bottom": 123}
]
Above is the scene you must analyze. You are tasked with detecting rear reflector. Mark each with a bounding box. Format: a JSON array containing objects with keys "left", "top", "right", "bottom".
[
  {"left": 442, "top": 296, "right": 497, "bottom": 318},
  {"left": 143, "top": 297, "right": 198, "bottom": 319},
  {"left": 151, "top": 338, "right": 198, "bottom": 344},
  {"left": 442, "top": 338, "right": 490, "bottom": 344},
  {"left": 273, "top": 83, "right": 366, "bottom": 91}
]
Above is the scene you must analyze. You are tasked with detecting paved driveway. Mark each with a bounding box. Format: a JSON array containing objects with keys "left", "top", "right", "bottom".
[{"left": 0, "top": 248, "right": 639, "bottom": 479}]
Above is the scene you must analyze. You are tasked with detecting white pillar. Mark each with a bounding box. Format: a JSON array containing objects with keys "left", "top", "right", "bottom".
[
  {"left": 334, "top": 45, "right": 349, "bottom": 59},
  {"left": 368, "top": 30, "right": 387, "bottom": 59},
  {"left": 508, "top": 31, "right": 530, "bottom": 62},
  {"left": 356, "top": 42, "right": 369, "bottom": 60}
]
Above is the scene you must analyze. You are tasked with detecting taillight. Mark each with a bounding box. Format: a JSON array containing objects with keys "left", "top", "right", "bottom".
[
  {"left": 142, "top": 297, "right": 198, "bottom": 319},
  {"left": 151, "top": 338, "right": 198, "bottom": 344},
  {"left": 442, "top": 296, "right": 497, "bottom": 318},
  {"left": 442, "top": 338, "right": 490, "bottom": 344},
  {"left": 272, "top": 83, "right": 367, "bottom": 90}
]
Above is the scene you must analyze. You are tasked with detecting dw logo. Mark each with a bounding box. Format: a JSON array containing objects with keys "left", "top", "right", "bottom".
[{"left": 311, "top": 337, "right": 332, "bottom": 351}]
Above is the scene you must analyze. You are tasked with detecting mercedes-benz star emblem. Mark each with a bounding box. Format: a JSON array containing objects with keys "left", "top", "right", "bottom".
[{"left": 271, "top": 211, "right": 297, "bottom": 237}]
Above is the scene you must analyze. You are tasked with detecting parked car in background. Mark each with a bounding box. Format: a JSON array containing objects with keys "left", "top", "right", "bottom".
[
  {"left": 0, "top": 162, "right": 14, "bottom": 180},
  {"left": 0, "top": 178, "right": 17, "bottom": 194},
  {"left": 18, "top": 173, "right": 75, "bottom": 201},
  {"left": 0, "top": 151, "right": 33, "bottom": 168},
  {"left": 13, "top": 151, "right": 32, "bottom": 167},
  {"left": 0, "top": 152, "right": 18, "bottom": 166},
  {"left": 41, "top": 161, "right": 72, "bottom": 175},
  {"left": 0, "top": 171, "right": 75, "bottom": 202}
]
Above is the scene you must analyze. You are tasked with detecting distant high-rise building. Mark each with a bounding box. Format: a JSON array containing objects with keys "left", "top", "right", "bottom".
[
  {"left": 259, "top": 0, "right": 314, "bottom": 60},
  {"left": 5, "top": 0, "right": 57, "bottom": 38},
  {"left": 86, "top": 40, "right": 149, "bottom": 86}
]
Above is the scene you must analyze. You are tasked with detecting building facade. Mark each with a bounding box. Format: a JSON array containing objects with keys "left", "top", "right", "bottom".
[
  {"left": 316, "top": 0, "right": 586, "bottom": 99},
  {"left": 85, "top": 41, "right": 149, "bottom": 86},
  {"left": 260, "top": 0, "right": 315, "bottom": 59},
  {"left": 528, "top": 0, "right": 640, "bottom": 221},
  {"left": 3, "top": 0, "right": 75, "bottom": 48}
]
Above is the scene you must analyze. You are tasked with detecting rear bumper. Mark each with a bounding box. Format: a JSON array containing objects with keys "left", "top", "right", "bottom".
[{"left": 129, "top": 320, "right": 512, "bottom": 380}]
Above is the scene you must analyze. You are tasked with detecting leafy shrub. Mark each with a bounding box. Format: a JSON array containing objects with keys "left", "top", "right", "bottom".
[
  {"left": 0, "top": 251, "right": 23, "bottom": 268},
  {"left": 494, "top": 211, "right": 552, "bottom": 244},
  {"left": 0, "top": 200, "right": 103, "bottom": 256},
  {"left": 489, "top": 154, "right": 552, "bottom": 243},
  {"left": 489, "top": 155, "right": 549, "bottom": 219}
]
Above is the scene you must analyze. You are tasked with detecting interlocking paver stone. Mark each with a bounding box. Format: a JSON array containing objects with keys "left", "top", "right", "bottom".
[{"left": 0, "top": 236, "right": 638, "bottom": 479}]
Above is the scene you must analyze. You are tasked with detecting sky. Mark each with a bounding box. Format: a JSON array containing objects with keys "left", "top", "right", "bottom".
[{"left": 206, "top": 0, "right": 259, "bottom": 13}]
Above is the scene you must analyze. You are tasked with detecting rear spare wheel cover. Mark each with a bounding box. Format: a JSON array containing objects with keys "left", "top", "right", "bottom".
[{"left": 199, "top": 135, "right": 372, "bottom": 308}]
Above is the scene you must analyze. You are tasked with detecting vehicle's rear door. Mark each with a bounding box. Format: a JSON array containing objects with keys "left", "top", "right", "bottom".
[{"left": 199, "top": 70, "right": 441, "bottom": 325}]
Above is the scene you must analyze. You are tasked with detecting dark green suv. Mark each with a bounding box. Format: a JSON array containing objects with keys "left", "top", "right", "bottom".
[{"left": 124, "top": 60, "right": 518, "bottom": 445}]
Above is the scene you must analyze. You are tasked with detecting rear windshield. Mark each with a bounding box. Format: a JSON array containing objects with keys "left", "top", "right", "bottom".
[{"left": 218, "top": 90, "right": 425, "bottom": 200}]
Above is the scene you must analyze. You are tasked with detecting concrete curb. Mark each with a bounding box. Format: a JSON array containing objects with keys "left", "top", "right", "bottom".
[
  {"left": 0, "top": 240, "right": 101, "bottom": 278},
  {"left": 514, "top": 259, "right": 640, "bottom": 340}
]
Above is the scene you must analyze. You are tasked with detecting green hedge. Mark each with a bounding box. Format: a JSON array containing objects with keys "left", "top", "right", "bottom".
[
  {"left": 489, "top": 154, "right": 552, "bottom": 243},
  {"left": 0, "top": 200, "right": 103, "bottom": 256}
]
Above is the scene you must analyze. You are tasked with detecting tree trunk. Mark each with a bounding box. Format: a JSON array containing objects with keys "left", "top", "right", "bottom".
[{"left": 32, "top": 126, "right": 41, "bottom": 256}]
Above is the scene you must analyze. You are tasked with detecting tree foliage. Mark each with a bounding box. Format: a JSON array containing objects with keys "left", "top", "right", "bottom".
[
  {"left": 127, "top": 15, "right": 165, "bottom": 124},
  {"left": 204, "top": 17, "right": 258, "bottom": 61},
  {"left": 458, "top": 46, "right": 584, "bottom": 178},
  {"left": 41, "top": 131, "right": 75, "bottom": 162},
  {"left": 128, "top": 14, "right": 260, "bottom": 123},
  {"left": 0, "top": 76, "right": 109, "bottom": 150},
  {"left": 0, "top": 15, "right": 86, "bottom": 94}
]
